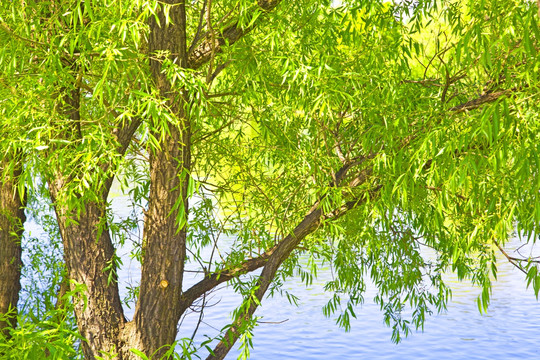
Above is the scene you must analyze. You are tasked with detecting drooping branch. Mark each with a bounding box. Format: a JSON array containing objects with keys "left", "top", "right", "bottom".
[
  {"left": 450, "top": 89, "right": 512, "bottom": 112},
  {"left": 204, "top": 125, "right": 503, "bottom": 358},
  {"left": 494, "top": 240, "right": 540, "bottom": 275},
  {"left": 205, "top": 166, "right": 378, "bottom": 360},
  {"left": 187, "top": 0, "right": 283, "bottom": 69}
]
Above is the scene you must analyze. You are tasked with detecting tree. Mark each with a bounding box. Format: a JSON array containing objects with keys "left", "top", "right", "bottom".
[
  {"left": 1, "top": 0, "right": 540, "bottom": 359},
  {"left": 0, "top": 151, "right": 26, "bottom": 338}
]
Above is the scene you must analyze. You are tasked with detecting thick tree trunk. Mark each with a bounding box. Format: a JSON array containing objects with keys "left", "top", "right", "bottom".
[
  {"left": 49, "top": 85, "right": 126, "bottom": 358},
  {"left": 50, "top": 184, "right": 126, "bottom": 358},
  {"left": 126, "top": 1, "right": 192, "bottom": 357},
  {"left": 130, "top": 123, "right": 191, "bottom": 357},
  {"left": 0, "top": 157, "right": 26, "bottom": 337}
]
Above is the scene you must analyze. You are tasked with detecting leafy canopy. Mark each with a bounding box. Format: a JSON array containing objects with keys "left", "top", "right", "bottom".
[{"left": 1, "top": 0, "right": 540, "bottom": 356}]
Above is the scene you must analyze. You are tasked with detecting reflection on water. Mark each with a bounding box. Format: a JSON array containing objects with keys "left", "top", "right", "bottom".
[
  {"left": 21, "top": 189, "right": 540, "bottom": 359},
  {"left": 107, "top": 192, "right": 540, "bottom": 360}
]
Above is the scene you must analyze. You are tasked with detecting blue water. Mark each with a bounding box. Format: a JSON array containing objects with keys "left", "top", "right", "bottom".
[
  {"left": 22, "top": 190, "right": 540, "bottom": 359},
  {"left": 107, "top": 192, "right": 540, "bottom": 360},
  {"left": 169, "top": 255, "right": 540, "bottom": 360}
]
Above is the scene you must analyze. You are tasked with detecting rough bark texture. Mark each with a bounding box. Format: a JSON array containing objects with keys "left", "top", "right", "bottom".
[
  {"left": 50, "top": 186, "right": 126, "bottom": 358},
  {"left": 0, "top": 158, "right": 26, "bottom": 337},
  {"left": 128, "top": 126, "right": 191, "bottom": 357},
  {"left": 125, "top": 1, "right": 192, "bottom": 357},
  {"left": 49, "top": 85, "right": 126, "bottom": 359}
]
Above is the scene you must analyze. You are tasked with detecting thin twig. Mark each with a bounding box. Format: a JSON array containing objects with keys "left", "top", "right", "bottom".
[
  {"left": 0, "top": 23, "right": 48, "bottom": 48},
  {"left": 257, "top": 319, "right": 289, "bottom": 324},
  {"left": 494, "top": 240, "right": 528, "bottom": 275},
  {"left": 206, "top": 0, "right": 216, "bottom": 85},
  {"left": 188, "top": 0, "right": 208, "bottom": 56}
]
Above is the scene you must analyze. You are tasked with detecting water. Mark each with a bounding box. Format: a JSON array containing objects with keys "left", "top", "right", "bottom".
[
  {"left": 22, "top": 190, "right": 540, "bottom": 359},
  {"left": 108, "top": 193, "right": 540, "bottom": 360},
  {"left": 230, "top": 263, "right": 540, "bottom": 360},
  {"left": 168, "top": 254, "right": 539, "bottom": 360}
]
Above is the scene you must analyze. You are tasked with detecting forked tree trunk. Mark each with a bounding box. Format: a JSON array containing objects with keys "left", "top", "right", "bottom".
[
  {"left": 46, "top": 1, "right": 283, "bottom": 358},
  {"left": 0, "top": 157, "right": 26, "bottom": 338},
  {"left": 48, "top": 3, "right": 193, "bottom": 356}
]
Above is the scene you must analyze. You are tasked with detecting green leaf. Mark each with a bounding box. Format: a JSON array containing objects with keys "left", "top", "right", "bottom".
[{"left": 130, "top": 349, "right": 149, "bottom": 360}]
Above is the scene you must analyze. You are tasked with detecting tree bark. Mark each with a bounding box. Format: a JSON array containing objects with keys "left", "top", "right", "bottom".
[
  {"left": 50, "top": 187, "right": 127, "bottom": 358},
  {"left": 125, "top": 1, "right": 192, "bottom": 357},
  {"left": 0, "top": 156, "right": 26, "bottom": 338},
  {"left": 49, "top": 85, "right": 126, "bottom": 359}
]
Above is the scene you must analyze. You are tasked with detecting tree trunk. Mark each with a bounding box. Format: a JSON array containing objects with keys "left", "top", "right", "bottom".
[
  {"left": 126, "top": 1, "right": 192, "bottom": 357},
  {"left": 0, "top": 156, "right": 26, "bottom": 338},
  {"left": 48, "top": 84, "right": 126, "bottom": 358},
  {"left": 42, "top": 1, "right": 284, "bottom": 357},
  {"left": 50, "top": 183, "right": 126, "bottom": 358},
  {"left": 130, "top": 123, "right": 191, "bottom": 357}
]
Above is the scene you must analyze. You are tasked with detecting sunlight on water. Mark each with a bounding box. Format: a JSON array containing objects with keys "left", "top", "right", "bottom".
[
  {"left": 105, "top": 189, "right": 540, "bottom": 360},
  {"left": 21, "top": 186, "right": 540, "bottom": 359}
]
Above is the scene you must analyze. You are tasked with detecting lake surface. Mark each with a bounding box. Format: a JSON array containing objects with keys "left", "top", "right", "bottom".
[
  {"left": 22, "top": 191, "right": 540, "bottom": 359},
  {"left": 109, "top": 193, "right": 540, "bottom": 360},
  {"left": 182, "top": 264, "right": 539, "bottom": 360},
  {"left": 114, "top": 240, "right": 540, "bottom": 360}
]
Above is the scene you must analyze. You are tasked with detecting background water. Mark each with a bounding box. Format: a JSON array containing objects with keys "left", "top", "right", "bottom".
[
  {"left": 115, "top": 241, "right": 540, "bottom": 360},
  {"left": 22, "top": 190, "right": 540, "bottom": 359},
  {"left": 108, "top": 192, "right": 540, "bottom": 360}
]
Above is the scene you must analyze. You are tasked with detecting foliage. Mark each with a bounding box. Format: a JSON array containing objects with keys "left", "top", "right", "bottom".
[
  {"left": 1, "top": 0, "right": 540, "bottom": 358},
  {"left": 0, "top": 285, "right": 83, "bottom": 359}
]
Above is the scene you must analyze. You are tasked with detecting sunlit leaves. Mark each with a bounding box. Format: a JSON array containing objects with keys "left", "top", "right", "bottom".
[{"left": 2, "top": 0, "right": 540, "bottom": 356}]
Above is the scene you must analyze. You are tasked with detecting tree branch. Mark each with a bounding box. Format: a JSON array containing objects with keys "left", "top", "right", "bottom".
[
  {"left": 179, "top": 251, "right": 274, "bottom": 312},
  {"left": 112, "top": 118, "right": 142, "bottom": 158},
  {"left": 187, "top": 0, "right": 283, "bottom": 69},
  {"left": 79, "top": 81, "right": 142, "bottom": 158},
  {"left": 494, "top": 240, "right": 540, "bottom": 275},
  {"left": 450, "top": 89, "right": 512, "bottom": 112},
  {"left": 0, "top": 22, "right": 48, "bottom": 48},
  {"left": 494, "top": 240, "right": 528, "bottom": 275},
  {"left": 76, "top": 82, "right": 142, "bottom": 196},
  {"left": 102, "top": 115, "right": 141, "bottom": 198},
  {"left": 187, "top": 0, "right": 208, "bottom": 56},
  {"left": 205, "top": 168, "right": 379, "bottom": 360},
  {"left": 180, "top": 163, "right": 373, "bottom": 314}
]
